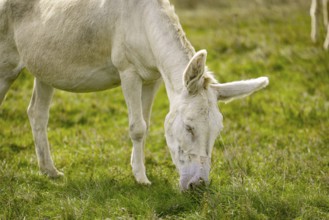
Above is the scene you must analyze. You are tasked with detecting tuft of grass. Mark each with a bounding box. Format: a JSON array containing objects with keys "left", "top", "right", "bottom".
[{"left": 1, "top": 1, "right": 328, "bottom": 219}]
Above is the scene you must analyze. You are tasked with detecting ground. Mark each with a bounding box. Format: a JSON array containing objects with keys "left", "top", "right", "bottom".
[{"left": 0, "top": 0, "right": 328, "bottom": 219}]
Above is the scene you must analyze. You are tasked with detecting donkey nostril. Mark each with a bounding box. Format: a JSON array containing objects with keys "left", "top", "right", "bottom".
[
  {"left": 188, "top": 178, "right": 206, "bottom": 190},
  {"left": 197, "top": 178, "right": 206, "bottom": 187}
]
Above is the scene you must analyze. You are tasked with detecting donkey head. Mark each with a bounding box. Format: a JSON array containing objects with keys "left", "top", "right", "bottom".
[{"left": 164, "top": 50, "right": 269, "bottom": 190}]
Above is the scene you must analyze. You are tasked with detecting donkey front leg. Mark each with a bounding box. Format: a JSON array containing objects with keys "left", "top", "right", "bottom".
[
  {"left": 120, "top": 70, "right": 150, "bottom": 184},
  {"left": 142, "top": 79, "right": 162, "bottom": 131},
  {"left": 27, "top": 78, "right": 62, "bottom": 177}
]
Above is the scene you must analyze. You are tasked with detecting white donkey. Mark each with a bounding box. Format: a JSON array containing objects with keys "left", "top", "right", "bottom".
[
  {"left": 310, "top": 0, "right": 329, "bottom": 49},
  {"left": 0, "top": 0, "right": 268, "bottom": 190}
]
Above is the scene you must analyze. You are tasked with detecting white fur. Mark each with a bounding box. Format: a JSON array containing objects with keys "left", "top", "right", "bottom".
[
  {"left": 310, "top": 0, "right": 329, "bottom": 50},
  {"left": 0, "top": 0, "right": 268, "bottom": 189}
]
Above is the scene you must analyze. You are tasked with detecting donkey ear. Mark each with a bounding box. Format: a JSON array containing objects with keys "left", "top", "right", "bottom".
[
  {"left": 183, "top": 50, "right": 207, "bottom": 94},
  {"left": 210, "top": 77, "right": 269, "bottom": 102}
]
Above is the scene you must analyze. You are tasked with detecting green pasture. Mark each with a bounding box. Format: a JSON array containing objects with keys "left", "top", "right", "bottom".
[{"left": 1, "top": 0, "right": 328, "bottom": 219}]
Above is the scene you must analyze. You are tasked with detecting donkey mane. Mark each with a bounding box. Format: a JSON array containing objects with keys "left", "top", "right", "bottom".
[
  {"left": 157, "top": 0, "right": 195, "bottom": 59},
  {"left": 157, "top": 0, "right": 217, "bottom": 87}
]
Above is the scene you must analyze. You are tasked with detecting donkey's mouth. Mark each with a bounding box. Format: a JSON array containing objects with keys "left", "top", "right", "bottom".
[
  {"left": 180, "top": 176, "right": 209, "bottom": 191},
  {"left": 179, "top": 163, "right": 210, "bottom": 191}
]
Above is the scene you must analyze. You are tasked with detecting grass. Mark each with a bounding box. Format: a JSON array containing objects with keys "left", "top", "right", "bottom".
[{"left": 1, "top": 1, "right": 329, "bottom": 219}]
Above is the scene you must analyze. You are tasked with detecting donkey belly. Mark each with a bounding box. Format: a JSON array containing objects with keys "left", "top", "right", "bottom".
[
  {"left": 36, "top": 65, "right": 121, "bottom": 93},
  {"left": 20, "top": 53, "right": 121, "bottom": 93}
]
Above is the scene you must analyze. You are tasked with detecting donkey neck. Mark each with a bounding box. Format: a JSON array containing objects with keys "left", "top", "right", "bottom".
[{"left": 143, "top": 0, "right": 196, "bottom": 103}]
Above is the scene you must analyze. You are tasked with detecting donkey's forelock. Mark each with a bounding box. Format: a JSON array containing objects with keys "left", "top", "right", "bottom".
[
  {"left": 203, "top": 68, "right": 218, "bottom": 88},
  {"left": 188, "top": 69, "right": 218, "bottom": 94}
]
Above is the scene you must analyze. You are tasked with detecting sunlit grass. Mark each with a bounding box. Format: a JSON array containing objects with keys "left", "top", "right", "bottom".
[{"left": 1, "top": 1, "right": 328, "bottom": 219}]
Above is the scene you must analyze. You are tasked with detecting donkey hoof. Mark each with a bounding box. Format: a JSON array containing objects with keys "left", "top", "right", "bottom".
[
  {"left": 41, "top": 169, "right": 64, "bottom": 178},
  {"left": 137, "top": 178, "right": 152, "bottom": 185},
  {"left": 51, "top": 170, "right": 64, "bottom": 178},
  {"left": 134, "top": 174, "right": 152, "bottom": 185}
]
